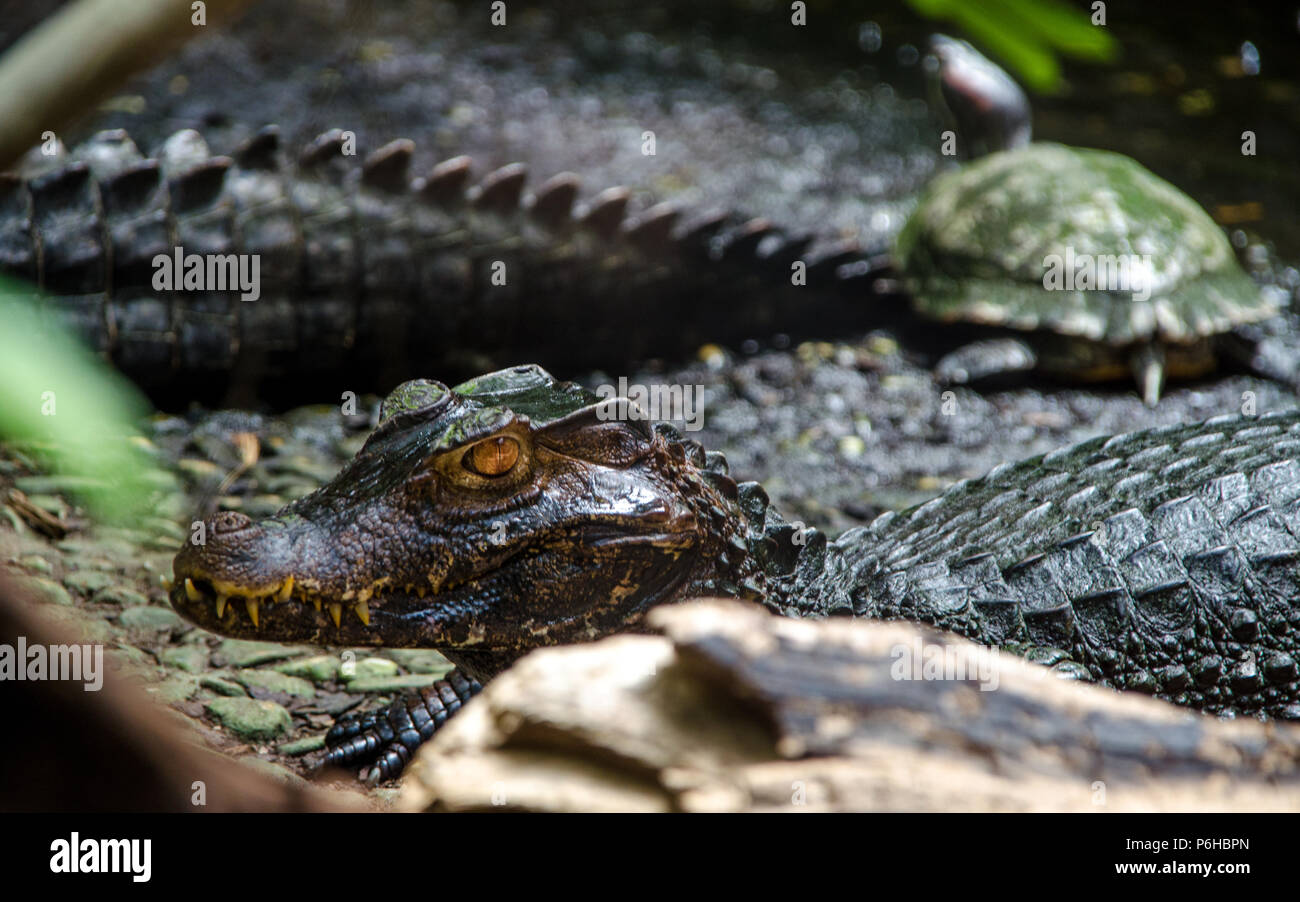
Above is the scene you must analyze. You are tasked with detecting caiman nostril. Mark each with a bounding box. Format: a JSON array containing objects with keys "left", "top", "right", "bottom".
[{"left": 210, "top": 511, "right": 254, "bottom": 535}]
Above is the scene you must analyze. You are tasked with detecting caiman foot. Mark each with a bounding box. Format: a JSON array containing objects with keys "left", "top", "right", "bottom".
[{"left": 317, "top": 670, "right": 481, "bottom": 784}]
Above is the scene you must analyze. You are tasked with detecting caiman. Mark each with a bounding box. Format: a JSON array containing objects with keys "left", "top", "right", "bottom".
[
  {"left": 1, "top": 38, "right": 1285, "bottom": 407},
  {"left": 0, "top": 125, "right": 875, "bottom": 407},
  {"left": 170, "top": 365, "right": 1300, "bottom": 781}
]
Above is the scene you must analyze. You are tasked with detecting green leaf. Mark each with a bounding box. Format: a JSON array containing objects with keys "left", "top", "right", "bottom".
[
  {"left": 0, "top": 276, "right": 168, "bottom": 525},
  {"left": 906, "top": 0, "right": 1120, "bottom": 93}
]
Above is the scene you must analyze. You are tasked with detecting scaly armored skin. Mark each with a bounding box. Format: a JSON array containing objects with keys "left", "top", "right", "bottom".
[
  {"left": 1, "top": 126, "right": 880, "bottom": 406},
  {"left": 170, "top": 365, "right": 1300, "bottom": 780}
]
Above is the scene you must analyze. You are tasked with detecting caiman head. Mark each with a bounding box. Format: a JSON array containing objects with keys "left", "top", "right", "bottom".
[{"left": 170, "top": 365, "right": 788, "bottom": 679}]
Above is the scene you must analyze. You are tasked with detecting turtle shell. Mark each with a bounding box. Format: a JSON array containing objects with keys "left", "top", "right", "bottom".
[{"left": 895, "top": 143, "right": 1275, "bottom": 346}]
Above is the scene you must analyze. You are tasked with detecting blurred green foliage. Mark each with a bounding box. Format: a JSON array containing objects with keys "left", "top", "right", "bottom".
[
  {"left": 0, "top": 276, "right": 165, "bottom": 526},
  {"left": 907, "top": 0, "right": 1120, "bottom": 92}
]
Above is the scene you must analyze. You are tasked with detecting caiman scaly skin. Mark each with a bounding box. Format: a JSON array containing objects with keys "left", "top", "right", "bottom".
[
  {"left": 170, "top": 366, "right": 1300, "bottom": 779},
  {"left": 0, "top": 127, "right": 879, "bottom": 405}
]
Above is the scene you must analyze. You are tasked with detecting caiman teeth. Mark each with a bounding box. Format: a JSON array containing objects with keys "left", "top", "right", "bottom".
[
  {"left": 354, "top": 600, "right": 370, "bottom": 626},
  {"left": 215, "top": 594, "right": 228, "bottom": 618},
  {"left": 278, "top": 576, "right": 295, "bottom": 601},
  {"left": 185, "top": 578, "right": 202, "bottom": 603},
  {"left": 329, "top": 603, "right": 343, "bottom": 628},
  {"left": 245, "top": 596, "right": 259, "bottom": 627},
  {"left": 312, "top": 599, "right": 322, "bottom": 612}
]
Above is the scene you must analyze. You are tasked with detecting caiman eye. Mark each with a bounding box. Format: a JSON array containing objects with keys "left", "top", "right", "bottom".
[{"left": 464, "top": 436, "right": 521, "bottom": 477}]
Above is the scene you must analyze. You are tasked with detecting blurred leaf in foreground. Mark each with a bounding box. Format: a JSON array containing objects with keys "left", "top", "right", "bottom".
[
  {"left": 907, "top": 0, "right": 1120, "bottom": 92},
  {"left": 0, "top": 276, "right": 168, "bottom": 526}
]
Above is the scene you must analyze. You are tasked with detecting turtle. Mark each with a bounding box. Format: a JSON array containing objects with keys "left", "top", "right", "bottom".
[{"left": 893, "top": 35, "right": 1281, "bottom": 405}]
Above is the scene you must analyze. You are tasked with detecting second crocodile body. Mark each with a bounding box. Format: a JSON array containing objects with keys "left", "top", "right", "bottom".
[{"left": 1, "top": 126, "right": 880, "bottom": 406}]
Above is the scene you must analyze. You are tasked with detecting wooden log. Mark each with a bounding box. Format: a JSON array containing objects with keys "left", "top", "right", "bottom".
[{"left": 402, "top": 599, "right": 1300, "bottom": 812}]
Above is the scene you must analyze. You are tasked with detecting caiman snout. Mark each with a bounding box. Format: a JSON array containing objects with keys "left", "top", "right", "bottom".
[{"left": 170, "top": 513, "right": 299, "bottom": 631}]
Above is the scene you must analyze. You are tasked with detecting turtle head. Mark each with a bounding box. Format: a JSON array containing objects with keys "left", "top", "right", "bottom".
[{"left": 926, "top": 34, "right": 1032, "bottom": 158}]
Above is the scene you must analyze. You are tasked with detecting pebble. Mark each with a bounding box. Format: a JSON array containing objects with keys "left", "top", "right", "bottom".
[
  {"left": 278, "top": 735, "right": 327, "bottom": 756},
  {"left": 343, "top": 656, "right": 400, "bottom": 682},
  {"left": 697, "top": 343, "right": 728, "bottom": 369},
  {"left": 92, "top": 584, "right": 150, "bottom": 606},
  {"left": 147, "top": 674, "right": 200, "bottom": 704},
  {"left": 16, "top": 576, "right": 73, "bottom": 606},
  {"left": 866, "top": 335, "right": 899, "bottom": 356},
  {"left": 382, "top": 649, "right": 453, "bottom": 676},
  {"left": 216, "top": 638, "right": 306, "bottom": 667},
  {"left": 18, "top": 554, "right": 53, "bottom": 574},
  {"left": 273, "top": 654, "right": 341, "bottom": 683},
  {"left": 107, "top": 648, "right": 164, "bottom": 683},
  {"left": 235, "top": 668, "right": 317, "bottom": 699},
  {"left": 346, "top": 674, "right": 439, "bottom": 693},
  {"left": 64, "top": 570, "right": 116, "bottom": 594},
  {"left": 143, "top": 517, "right": 186, "bottom": 543},
  {"left": 118, "top": 606, "right": 185, "bottom": 632},
  {"left": 837, "top": 435, "right": 866, "bottom": 460},
  {"left": 145, "top": 535, "right": 182, "bottom": 552},
  {"left": 160, "top": 645, "right": 210, "bottom": 673},
  {"left": 206, "top": 698, "right": 292, "bottom": 740},
  {"left": 200, "top": 674, "right": 248, "bottom": 697}
]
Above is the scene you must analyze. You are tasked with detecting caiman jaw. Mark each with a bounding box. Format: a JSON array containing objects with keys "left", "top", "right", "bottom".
[
  {"left": 169, "top": 509, "right": 345, "bottom": 639},
  {"left": 170, "top": 511, "right": 701, "bottom": 648},
  {"left": 178, "top": 572, "right": 299, "bottom": 626},
  {"left": 172, "top": 570, "right": 378, "bottom": 634},
  {"left": 170, "top": 509, "right": 450, "bottom": 644},
  {"left": 170, "top": 500, "right": 393, "bottom": 640}
]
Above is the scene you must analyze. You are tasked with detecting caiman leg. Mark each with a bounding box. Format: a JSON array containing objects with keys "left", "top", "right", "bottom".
[{"left": 318, "top": 671, "right": 481, "bottom": 784}]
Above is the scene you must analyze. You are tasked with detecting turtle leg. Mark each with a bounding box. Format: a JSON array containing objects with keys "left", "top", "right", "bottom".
[
  {"left": 934, "top": 337, "right": 1037, "bottom": 387},
  {"left": 1129, "top": 343, "right": 1165, "bottom": 406},
  {"left": 1219, "top": 316, "right": 1300, "bottom": 389}
]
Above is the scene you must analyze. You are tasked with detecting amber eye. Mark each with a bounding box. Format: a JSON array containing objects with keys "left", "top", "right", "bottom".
[{"left": 465, "top": 436, "right": 521, "bottom": 477}]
